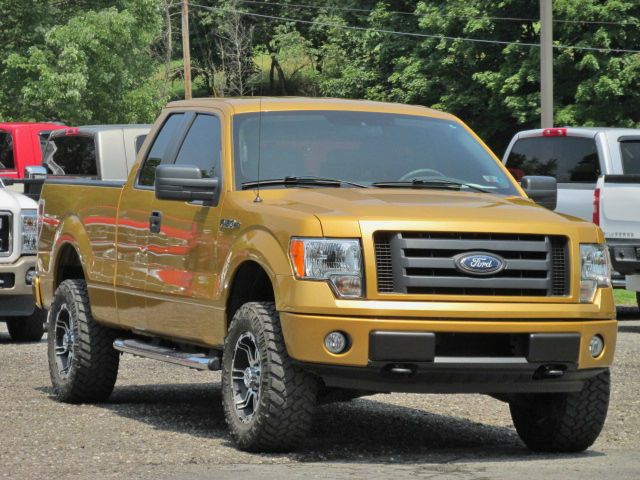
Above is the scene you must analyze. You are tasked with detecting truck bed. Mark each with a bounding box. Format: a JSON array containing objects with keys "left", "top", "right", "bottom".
[{"left": 38, "top": 179, "right": 125, "bottom": 325}]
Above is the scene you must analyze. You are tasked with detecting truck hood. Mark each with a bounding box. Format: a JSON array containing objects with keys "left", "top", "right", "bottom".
[
  {"left": 0, "top": 186, "right": 38, "bottom": 212},
  {"left": 259, "top": 187, "right": 599, "bottom": 240}
]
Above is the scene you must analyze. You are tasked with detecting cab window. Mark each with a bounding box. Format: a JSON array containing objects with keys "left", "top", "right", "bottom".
[
  {"left": 620, "top": 139, "right": 640, "bottom": 174},
  {"left": 45, "top": 135, "right": 97, "bottom": 176},
  {"left": 174, "top": 114, "right": 221, "bottom": 179},
  {"left": 0, "top": 132, "right": 15, "bottom": 170},
  {"left": 138, "top": 113, "right": 185, "bottom": 187},
  {"left": 506, "top": 136, "right": 600, "bottom": 183}
]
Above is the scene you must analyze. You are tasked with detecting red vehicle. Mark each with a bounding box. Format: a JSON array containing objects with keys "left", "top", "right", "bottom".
[{"left": 0, "top": 122, "right": 63, "bottom": 179}]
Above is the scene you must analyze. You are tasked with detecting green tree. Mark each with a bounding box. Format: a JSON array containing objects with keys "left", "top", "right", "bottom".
[{"left": 1, "top": 0, "right": 164, "bottom": 124}]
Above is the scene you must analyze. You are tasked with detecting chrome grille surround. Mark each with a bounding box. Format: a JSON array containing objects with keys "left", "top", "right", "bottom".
[{"left": 374, "top": 232, "right": 569, "bottom": 297}]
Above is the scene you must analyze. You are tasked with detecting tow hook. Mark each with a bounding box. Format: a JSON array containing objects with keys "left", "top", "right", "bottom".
[
  {"left": 534, "top": 364, "right": 567, "bottom": 379},
  {"left": 384, "top": 363, "right": 417, "bottom": 378}
]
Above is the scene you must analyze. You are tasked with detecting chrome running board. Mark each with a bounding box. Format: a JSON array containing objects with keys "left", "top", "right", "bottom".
[{"left": 113, "top": 338, "right": 221, "bottom": 371}]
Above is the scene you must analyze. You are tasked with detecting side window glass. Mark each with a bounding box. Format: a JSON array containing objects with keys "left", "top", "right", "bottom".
[
  {"left": 138, "top": 113, "right": 185, "bottom": 186},
  {"left": 0, "top": 132, "right": 15, "bottom": 170},
  {"left": 174, "top": 114, "right": 221, "bottom": 178},
  {"left": 620, "top": 140, "right": 640, "bottom": 174}
]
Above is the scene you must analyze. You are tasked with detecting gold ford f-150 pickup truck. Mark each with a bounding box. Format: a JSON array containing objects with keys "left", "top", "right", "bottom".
[{"left": 35, "top": 98, "right": 616, "bottom": 453}]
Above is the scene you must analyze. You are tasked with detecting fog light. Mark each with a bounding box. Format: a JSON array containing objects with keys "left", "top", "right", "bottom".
[
  {"left": 324, "top": 331, "right": 348, "bottom": 354},
  {"left": 25, "top": 268, "right": 36, "bottom": 286},
  {"left": 589, "top": 335, "right": 604, "bottom": 358}
]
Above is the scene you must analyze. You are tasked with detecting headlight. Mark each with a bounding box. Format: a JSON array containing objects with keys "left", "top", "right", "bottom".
[
  {"left": 580, "top": 244, "right": 611, "bottom": 303},
  {"left": 21, "top": 210, "right": 38, "bottom": 254},
  {"left": 289, "top": 238, "right": 363, "bottom": 298}
]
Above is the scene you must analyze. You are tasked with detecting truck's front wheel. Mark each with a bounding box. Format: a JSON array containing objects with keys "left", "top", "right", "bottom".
[
  {"left": 6, "top": 308, "right": 45, "bottom": 342},
  {"left": 222, "top": 302, "right": 317, "bottom": 452},
  {"left": 47, "top": 279, "right": 119, "bottom": 403},
  {"left": 509, "top": 369, "right": 610, "bottom": 452}
]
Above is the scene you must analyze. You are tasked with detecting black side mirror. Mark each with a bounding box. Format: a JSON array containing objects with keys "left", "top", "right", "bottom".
[
  {"left": 155, "top": 164, "right": 218, "bottom": 202},
  {"left": 521, "top": 175, "right": 557, "bottom": 210}
]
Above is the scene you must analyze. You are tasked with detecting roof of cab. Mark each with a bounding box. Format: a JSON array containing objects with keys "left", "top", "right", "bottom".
[
  {"left": 48, "top": 124, "right": 151, "bottom": 138},
  {"left": 515, "top": 127, "right": 640, "bottom": 138},
  {"left": 0, "top": 122, "right": 64, "bottom": 132},
  {"left": 165, "top": 97, "right": 456, "bottom": 120}
]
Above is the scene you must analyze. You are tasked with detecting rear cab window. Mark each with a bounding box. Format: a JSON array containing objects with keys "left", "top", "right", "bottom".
[
  {"left": 506, "top": 136, "right": 600, "bottom": 183},
  {"left": 45, "top": 135, "right": 97, "bottom": 177},
  {"left": 619, "top": 138, "right": 640, "bottom": 174}
]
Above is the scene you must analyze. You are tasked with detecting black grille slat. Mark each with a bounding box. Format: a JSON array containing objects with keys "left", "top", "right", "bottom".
[
  {"left": 374, "top": 232, "right": 570, "bottom": 297},
  {"left": 398, "top": 238, "right": 549, "bottom": 252},
  {"left": 0, "top": 213, "right": 11, "bottom": 254}
]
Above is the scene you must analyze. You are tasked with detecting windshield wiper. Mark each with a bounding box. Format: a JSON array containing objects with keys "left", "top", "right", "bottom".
[
  {"left": 242, "top": 176, "right": 369, "bottom": 190},
  {"left": 372, "top": 179, "right": 491, "bottom": 194}
]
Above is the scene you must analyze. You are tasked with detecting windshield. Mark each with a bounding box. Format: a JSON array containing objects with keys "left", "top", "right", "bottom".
[{"left": 232, "top": 111, "right": 517, "bottom": 195}]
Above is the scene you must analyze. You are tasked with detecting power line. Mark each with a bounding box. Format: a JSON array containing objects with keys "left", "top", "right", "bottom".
[
  {"left": 233, "top": 0, "right": 640, "bottom": 27},
  {"left": 190, "top": 3, "right": 640, "bottom": 54}
]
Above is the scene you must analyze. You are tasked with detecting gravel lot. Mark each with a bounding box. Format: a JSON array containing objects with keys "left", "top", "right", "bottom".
[{"left": 1, "top": 312, "right": 639, "bottom": 480}]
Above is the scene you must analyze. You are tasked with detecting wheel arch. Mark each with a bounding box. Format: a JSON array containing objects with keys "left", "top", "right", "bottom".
[
  {"left": 225, "top": 260, "right": 276, "bottom": 332},
  {"left": 54, "top": 242, "right": 86, "bottom": 289}
]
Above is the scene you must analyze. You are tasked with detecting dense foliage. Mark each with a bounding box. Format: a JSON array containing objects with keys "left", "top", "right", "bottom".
[{"left": 0, "top": 0, "right": 638, "bottom": 152}]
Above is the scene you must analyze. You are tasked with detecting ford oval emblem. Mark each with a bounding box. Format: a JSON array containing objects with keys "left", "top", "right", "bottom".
[{"left": 454, "top": 252, "right": 506, "bottom": 276}]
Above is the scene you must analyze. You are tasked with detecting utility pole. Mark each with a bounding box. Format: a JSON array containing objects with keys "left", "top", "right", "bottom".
[
  {"left": 182, "top": 0, "right": 192, "bottom": 100},
  {"left": 540, "top": 0, "right": 553, "bottom": 128}
]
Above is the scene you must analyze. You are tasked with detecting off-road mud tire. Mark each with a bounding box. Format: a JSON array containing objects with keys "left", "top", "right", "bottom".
[
  {"left": 6, "top": 308, "right": 45, "bottom": 342},
  {"left": 222, "top": 301, "right": 317, "bottom": 452},
  {"left": 509, "top": 369, "right": 610, "bottom": 452},
  {"left": 47, "top": 279, "right": 119, "bottom": 403}
]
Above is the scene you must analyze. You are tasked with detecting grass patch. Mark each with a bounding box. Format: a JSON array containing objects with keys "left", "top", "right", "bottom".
[{"left": 614, "top": 289, "right": 637, "bottom": 306}]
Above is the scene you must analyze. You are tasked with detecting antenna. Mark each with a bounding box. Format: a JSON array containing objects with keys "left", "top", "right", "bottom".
[
  {"left": 254, "top": 94, "right": 263, "bottom": 203},
  {"left": 254, "top": 54, "right": 265, "bottom": 203}
]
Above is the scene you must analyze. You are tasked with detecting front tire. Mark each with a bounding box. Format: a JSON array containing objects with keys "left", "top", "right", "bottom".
[
  {"left": 47, "top": 279, "right": 119, "bottom": 403},
  {"left": 509, "top": 369, "right": 610, "bottom": 452},
  {"left": 222, "top": 302, "right": 317, "bottom": 452},
  {"left": 6, "top": 308, "right": 45, "bottom": 342}
]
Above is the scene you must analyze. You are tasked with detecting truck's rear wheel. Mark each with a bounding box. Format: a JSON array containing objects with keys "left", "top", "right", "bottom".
[
  {"left": 6, "top": 308, "right": 45, "bottom": 342},
  {"left": 222, "top": 302, "right": 317, "bottom": 452},
  {"left": 47, "top": 279, "right": 119, "bottom": 403},
  {"left": 509, "top": 369, "right": 610, "bottom": 452}
]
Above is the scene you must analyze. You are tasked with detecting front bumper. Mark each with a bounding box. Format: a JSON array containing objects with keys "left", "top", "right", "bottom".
[
  {"left": 0, "top": 256, "right": 36, "bottom": 316},
  {"left": 280, "top": 313, "right": 617, "bottom": 393}
]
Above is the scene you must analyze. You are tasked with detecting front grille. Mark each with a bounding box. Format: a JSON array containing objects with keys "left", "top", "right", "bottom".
[
  {"left": 374, "top": 232, "right": 569, "bottom": 297},
  {"left": 0, "top": 273, "right": 15, "bottom": 289},
  {"left": 0, "top": 212, "right": 11, "bottom": 255}
]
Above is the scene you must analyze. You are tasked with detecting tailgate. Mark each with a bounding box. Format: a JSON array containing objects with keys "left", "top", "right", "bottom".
[{"left": 600, "top": 175, "right": 640, "bottom": 238}]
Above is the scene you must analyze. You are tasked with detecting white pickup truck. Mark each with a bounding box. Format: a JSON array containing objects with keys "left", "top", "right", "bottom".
[
  {"left": 596, "top": 173, "right": 640, "bottom": 305},
  {"left": 0, "top": 179, "right": 42, "bottom": 341},
  {"left": 503, "top": 127, "right": 640, "bottom": 303}
]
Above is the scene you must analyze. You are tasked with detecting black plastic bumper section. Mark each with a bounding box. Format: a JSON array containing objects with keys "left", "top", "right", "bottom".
[
  {"left": 299, "top": 330, "right": 596, "bottom": 394},
  {"left": 608, "top": 242, "right": 640, "bottom": 275}
]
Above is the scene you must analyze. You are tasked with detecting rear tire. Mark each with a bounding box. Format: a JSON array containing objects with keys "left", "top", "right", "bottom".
[
  {"left": 222, "top": 301, "right": 317, "bottom": 452},
  {"left": 636, "top": 292, "right": 640, "bottom": 309},
  {"left": 47, "top": 279, "right": 119, "bottom": 403},
  {"left": 6, "top": 308, "right": 45, "bottom": 342},
  {"left": 509, "top": 369, "right": 610, "bottom": 452}
]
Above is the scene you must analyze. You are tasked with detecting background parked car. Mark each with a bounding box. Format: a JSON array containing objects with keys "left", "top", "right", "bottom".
[
  {"left": 0, "top": 178, "right": 43, "bottom": 341},
  {"left": 43, "top": 124, "right": 151, "bottom": 181},
  {"left": 0, "top": 122, "right": 64, "bottom": 180},
  {"left": 503, "top": 127, "right": 640, "bottom": 304}
]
